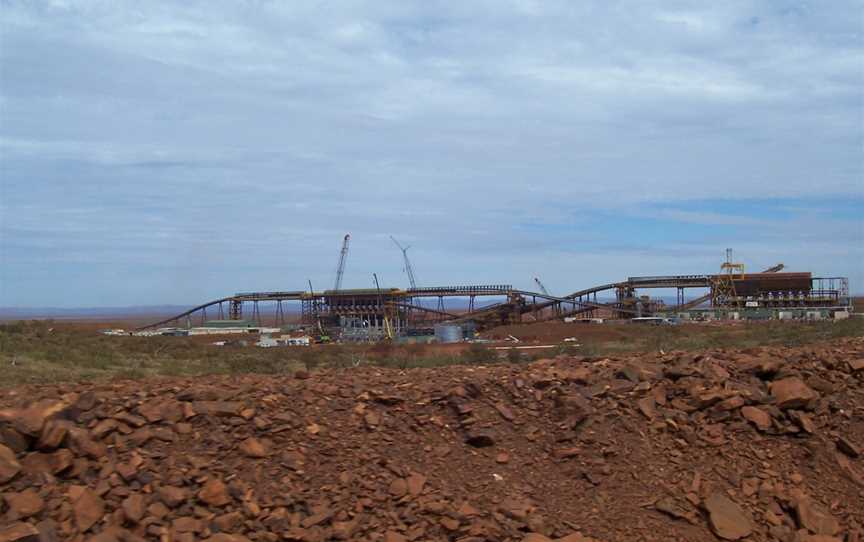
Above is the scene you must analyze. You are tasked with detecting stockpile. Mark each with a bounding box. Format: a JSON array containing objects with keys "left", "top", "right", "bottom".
[{"left": 1, "top": 338, "right": 863, "bottom": 542}]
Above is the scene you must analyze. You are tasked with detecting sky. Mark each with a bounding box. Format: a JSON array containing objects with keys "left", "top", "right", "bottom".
[{"left": 1, "top": 0, "right": 862, "bottom": 308}]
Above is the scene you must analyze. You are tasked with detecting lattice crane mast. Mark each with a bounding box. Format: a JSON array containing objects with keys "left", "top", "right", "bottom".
[
  {"left": 712, "top": 248, "right": 745, "bottom": 307},
  {"left": 333, "top": 234, "right": 350, "bottom": 291},
  {"left": 390, "top": 236, "right": 418, "bottom": 289},
  {"left": 533, "top": 277, "right": 551, "bottom": 296}
]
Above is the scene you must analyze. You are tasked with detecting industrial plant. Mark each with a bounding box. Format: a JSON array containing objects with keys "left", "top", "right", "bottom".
[{"left": 137, "top": 238, "right": 852, "bottom": 343}]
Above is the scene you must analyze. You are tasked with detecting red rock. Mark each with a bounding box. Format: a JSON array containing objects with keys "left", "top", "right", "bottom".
[
  {"left": 213, "top": 511, "right": 243, "bottom": 531},
  {"left": 637, "top": 396, "right": 656, "bottom": 419},
  {"left": 364, "top": 411, "right": 380, "bottom": 428},
  {"left": 148, "top": 501, "right": 170, "bottom": 519},
  {"left": 849, "top": 359, "right": 864, "bottom": 371},
  {"left": 501, "top": 498, "right": 534, "bottom": 521},
  {"left": 654, "top": 497, "right": 694, "bottom": 523},
  {"left": 5, "top": 399, "right": 67, "bottom": 437},
  {"left": 4, "top": 489, "right": 44, "bottom": 519},
  {"left": 495, "top": 402, "right": 515, "bottom": 421},
  {"left": 90, "top": 419, "right": 119, "bottom": 439},
  {"left": 769, "top": 378, "right": 818, "bottom": 410},
  {"left": 389, "top": 478, "right": 408, "bottom": 498},
  {"left": 204, "top": 535, "right": 253, "bottom": 542},
  {"left": 115, "top": 461, "right": 139, "bottom": 481},
  {"left": 716, "top": 395, "right": 745, "bottom": 411},
  {"left": 521, "top": 535, "right": 552, "bottom": 542},
  {"left": 239, "top": 437, "right": 268, "bottom": 458},
  {"left": 789, "top": 410, "right": 816, "bottom": 433},
  {"left": 137, "top": 400, "right": 165, "bottom": 422},
  {"left": 557, "top": 535, "right": 598, "bottom": 542},
  {"left": 157, "top": 486, "right": 189, "bottom": 508},
  {"left": 191, "top": 401, "right": 242, "bottom": 417},
  {"left": 553, "top": 393, "right": 592, "bottom": 428},
  {"left": 88, "top": 530, "right": 123, "bottom": 542},
  {"left": 458, "top": 502, "right": 480, "bottom": 517},
  {"left": 0, "top": 522, "right": 40, "bottom": 542},
  {"left": 703, "top": 493, "right": 752, "bottom": 540},
  {"left": 113, "top": 412, "right": 146, "bottom": 427},
  {"left": 0, "top": 427, "right": 29, "bottom": 453},
  {"left": 66, "top": 427, "right": 107, "bottom": 459},
  {"left": 741, "top": 406, "right": 772, "bottom": 431},
  {"left": 73, "top": 488, "right": 105, "bottom": 533},
  {"left": 20, "top": 449, "right": 72, "bottom": 475},
  {"left": 332, "top": 519, "right": 358, "bottom": 540},
  {"left": 692, "top": 389, "right": 728, "bottom": 409},
  {"left": 384, "top": 531, "right": 407, "bottom": 542},
  {"left": 36, "top": 420, "right": 68, "bottom": 450},
  {"left": 126, "top": 427, "right": 155, "bottom": 447},
  {"left": 561, "top": 367, "right": 592, "bottom": 384},
  {"left": 554, "top": 447, "right": 580, "bottom": 459},
  {"left": 33, "top": 520, "right": 57, "bottom": 542},
  {"left": 172, "top": 516, "right": 203, "bottom": 533},
  {"left": 794, "top": 497, "right": 840, "bottom": 535},
  {"left": 836, "top": 436, "right": 861, "bottom": 458},
  {"left": 302, "top": 514, "right": 331, "bottom": 530},
  {"left": 121, "top": 494, "right": 147, "bottom": 524},
  {"left": 406, "top": 472, "right": 426, "bottom": 497},
  {"left": 198, "top": 478, "right": 231, "bottom": 507},
  {"left": 0, "top": 443, "right": 22, "bottom": 483},
  {"left": 440, "top": 517, "right": 460, "bottom": 531}
]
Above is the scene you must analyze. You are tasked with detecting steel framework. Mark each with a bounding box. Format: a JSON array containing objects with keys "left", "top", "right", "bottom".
[{"left": 138, "top": 272, "right": 851, "bottom": 332}]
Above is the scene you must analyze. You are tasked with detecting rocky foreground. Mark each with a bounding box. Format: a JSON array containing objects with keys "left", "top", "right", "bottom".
[{"left": 1, "top": 339, "right": 863, "bottom": 542}]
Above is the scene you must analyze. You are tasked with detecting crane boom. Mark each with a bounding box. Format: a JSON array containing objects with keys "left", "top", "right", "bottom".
[
  {"left": 390, "top": 236, "right": 418, "bottom": 289},
  {"left": 534, "top": 277, "right": 550, "bottom": 296},
  {"left": 333, "top": 234, "right": 350, "bottom": 291},
  {"left": 763, "top": 263, "right": 784, "bottom": 273}
]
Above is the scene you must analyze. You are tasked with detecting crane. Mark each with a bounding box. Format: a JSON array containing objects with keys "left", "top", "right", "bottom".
[
  {"left": 333, "top": 234, "right": 350, "bottom": 291},
  {"left": 390, "top": 236, "right": 418, "bottom": 289},
  {"left": 763, "top": 263, "right": 784, "bottom": 273},
  {"left": 534, "top": 277, "right": 551, "bottom": 296}
]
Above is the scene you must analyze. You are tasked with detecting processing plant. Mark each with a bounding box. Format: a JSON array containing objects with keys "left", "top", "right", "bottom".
[{"left": 138, "top": 238, "right": 851, "bottom": 341}]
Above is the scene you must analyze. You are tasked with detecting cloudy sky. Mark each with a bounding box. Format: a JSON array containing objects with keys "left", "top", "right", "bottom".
[{"left": 1, "top": 0, "right": 862, "bottom": 307}]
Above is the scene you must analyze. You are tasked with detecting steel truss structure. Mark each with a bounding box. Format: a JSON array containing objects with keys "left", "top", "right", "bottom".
[{"left": 139, "top": 274, "right": 851, "bottom": 332}]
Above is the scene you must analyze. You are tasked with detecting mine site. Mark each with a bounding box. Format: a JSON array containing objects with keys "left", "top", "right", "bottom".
[
  {"left": 1, "top": 2, "right": 863, "bottom": 542},
  {"left": 1, "top": 244, "right": 862, "bottom": 542}
]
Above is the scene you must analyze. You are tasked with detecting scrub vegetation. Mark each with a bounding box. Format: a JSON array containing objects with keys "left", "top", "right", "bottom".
[{"left": 0, "top": 318, "right": 861, "bottom": 387}]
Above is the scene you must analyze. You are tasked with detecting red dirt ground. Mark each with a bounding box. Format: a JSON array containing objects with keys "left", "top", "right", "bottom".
[{"left": 1, "top": 338, "right": 863, "bottom": 541}]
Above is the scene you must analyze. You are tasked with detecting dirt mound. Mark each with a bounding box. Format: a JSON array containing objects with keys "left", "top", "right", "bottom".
[{"left": 1, "top": 338, "right": 863, "bottom": 541}]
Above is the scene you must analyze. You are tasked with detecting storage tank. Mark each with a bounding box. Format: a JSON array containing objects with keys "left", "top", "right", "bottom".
[{"left": 434, "top": 324, "right": 463, "bottom": 343}]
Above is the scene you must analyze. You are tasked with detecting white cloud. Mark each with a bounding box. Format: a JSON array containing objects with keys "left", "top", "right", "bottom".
[{"left": 0, "top": 0, "right": 862, "bottom": 305}]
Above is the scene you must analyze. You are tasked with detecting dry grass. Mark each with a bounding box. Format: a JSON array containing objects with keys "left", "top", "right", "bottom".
[
  {"left": 583, "top": 318, "right": 864, "bottom": 354},
  {"left": 0, "top": 318, "right": 861, "bottom": 387}
]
